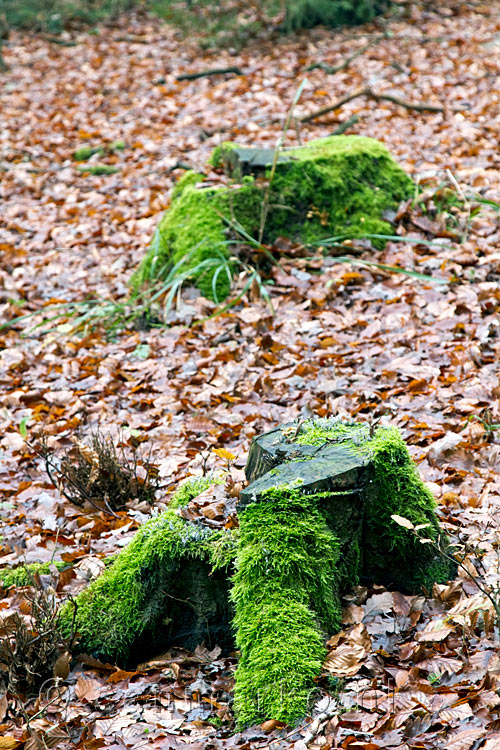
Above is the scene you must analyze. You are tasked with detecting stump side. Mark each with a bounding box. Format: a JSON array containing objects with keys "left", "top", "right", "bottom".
[
  {"left": 60, "top": 506, "right": 236, "bottom": 663},
  {"left": 232, "top": 487, "right": 341, "bottom": 727}
]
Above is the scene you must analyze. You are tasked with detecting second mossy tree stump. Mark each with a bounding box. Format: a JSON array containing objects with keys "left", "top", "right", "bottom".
[
  {"left": 131, "top": 135, "right": 413, "bottom": 300},
  {"left": 59, "top": 420, "right": 455, "bottom": 727}
]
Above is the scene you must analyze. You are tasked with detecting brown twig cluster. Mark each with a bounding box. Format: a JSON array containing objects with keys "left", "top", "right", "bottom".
[
  {"left": 37, "top": 432, "right": 160, "bottom": 515},
  {"left": 0, "top": 578, "right": 70, "bottom": 696}
]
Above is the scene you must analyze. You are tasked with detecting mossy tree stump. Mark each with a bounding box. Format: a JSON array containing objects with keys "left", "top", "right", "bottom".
[
  {"left": 59, "top": 420, "right": 455, "bottom": 727},
  {"left": 132, "top": 136, "right": 413, "bottom": 300}
]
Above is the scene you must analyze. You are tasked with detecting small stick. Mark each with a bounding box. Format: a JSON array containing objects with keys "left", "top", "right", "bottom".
[
  {"left": 373, "top": 91, "right": 445, "bottom": 112},
  {"left": 176, "top": 67, "right": 244, "bottom": 81},
  {"left": 305, "top": 36, "right": 384, "bottom": 75},
  {"left": 330, "top": 114, "right": 359, "bottom": 135}
]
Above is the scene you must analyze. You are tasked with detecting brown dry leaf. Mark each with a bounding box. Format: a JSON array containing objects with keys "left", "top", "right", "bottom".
[
  {"left": 53, "top": 650, "right": 71, "bottom": 680},
  {"left": 75, "top": 676, "right": 102, "bottom": 702},
  {"left": 0, "top": 694, "right": 8, "bottom": 722},
  {"left": 447, "top": 593, "right": 494, "bottom": 625},
  {"left": 261, "top": 719, "right": 285, "bottom": 732},
  {"left": 106, "top": 669, "right": 141, "bottom": 683},
  {"left": 0, "top": 740, "right": 23, "bottom": 750},
  {"left": 445, "top": 728, "right": 488, "bottom": 750},
  {"left": 438, "top": 703, "right": 473, "bottom": 723},
  {"left": 323, "top": 643, "right": 366, "bottom": 677},
  {"left": 416, "top": 619, "right": 454, "bottom": 642}
]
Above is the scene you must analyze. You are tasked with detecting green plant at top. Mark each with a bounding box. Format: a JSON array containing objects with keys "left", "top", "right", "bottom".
[
  {"left": 151, "top": 0, "right": 391, "bottom": 49},
  {"left": 0, "top": 0, "right": 138, "bottom": 32},
  {"left": 232, "top": 486, "right": 341, "bottom": 727},
  {"left": 283, "top": 0, "right": 390, "bottom": 31}
]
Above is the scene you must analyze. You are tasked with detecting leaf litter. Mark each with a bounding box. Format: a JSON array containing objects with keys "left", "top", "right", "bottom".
[{"left": 1, "top": 1, "right": 500, "bottom": 748}]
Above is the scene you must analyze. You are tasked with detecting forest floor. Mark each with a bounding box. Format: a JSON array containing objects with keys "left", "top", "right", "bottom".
[{"left": 1, "top": 0, "right": 500, "bottom": 748}]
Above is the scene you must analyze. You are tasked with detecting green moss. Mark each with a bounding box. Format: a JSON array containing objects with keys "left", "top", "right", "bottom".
[
  {"left": 73, "top": 146, "right": 103, "bottom": 161},
  {"left": 133, "top": 136, "right": 413, "bottom": 300},
  {"left": 209, "top": 141, "right": 238, "bottom": 169},
  {"left": 61, "top": 419, "right": 454, "bottom": 727},
  {"left": 362, "top": 427, "right": 455, "bottom": 591},
  {"left": 132, "top": 171, "right": 263, "bottom": 300},
  {"left": 0, "top": 561, "right": 68, "bottom": 588},
  {"left": 77, "top": 164, "right": 119, "bottom": 175},
  {"left": 232, "top": 487, "right": 341, "bottom": 727},
  {"left": 59, "top": 507, "right": 236, "bottom": 661},
  {"left": 270, "top": 136, "right": 412, "bottom": 248},
  {"left": 169, "top": 473, "right": 223, "bottom": 509}
]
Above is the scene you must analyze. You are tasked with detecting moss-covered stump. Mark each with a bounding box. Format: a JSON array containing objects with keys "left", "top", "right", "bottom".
[
  {"left": 60, "top": 420, "right": 455, "bottom": 728},
  {"left": 132, "top": 135, "right": 413, "bottom": 299}
]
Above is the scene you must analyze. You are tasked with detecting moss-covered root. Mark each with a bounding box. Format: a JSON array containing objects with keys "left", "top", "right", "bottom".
[
  {"left": 232, "top": 489, "right": 341, "bottom": 727},
  {"left": 363, "top": 427, "right": 456, "bottom": 591},
  {"left": 58, "top": 507, "right": 235, "bottom": 663}
]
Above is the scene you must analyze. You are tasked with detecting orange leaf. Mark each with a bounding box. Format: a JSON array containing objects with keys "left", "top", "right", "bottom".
[{"left": 213, "top": 448, "right": 236, "bottom": 461}]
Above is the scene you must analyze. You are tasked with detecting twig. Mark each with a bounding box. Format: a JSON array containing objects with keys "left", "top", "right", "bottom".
[
  {"left": 258, "top": 78, "right": 308, "bottom": 244},
  {"left": 330, "top": 114, "right": 359, "bottom": 135},
  {"left": 299, "top": 86, "right": 452, "bottom": 123},
  {"left": 305, "top": 36, "right": 384, "bottom": 75},
  {"left": 299, "top": 87, "right": 370, "bottom": 123},
  {"left": 373, "top": 91, "right": 446, "bottom": 112},
  {"left": 39, "top": 35, "right": 77, "bottom": 46},
  {"left": 176, "top": 67, "right": 244, "bottom": 81},
  {"left": 115, "top": 35, "right": 150, "bottom": 43}
]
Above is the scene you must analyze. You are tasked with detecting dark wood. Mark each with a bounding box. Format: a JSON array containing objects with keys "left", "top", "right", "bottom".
[
  {"left": 176, "top": 67, "right": 244, "bottom": 81},
  {"left": 221, "top": 147, "right": 293, "bottom": 180}
]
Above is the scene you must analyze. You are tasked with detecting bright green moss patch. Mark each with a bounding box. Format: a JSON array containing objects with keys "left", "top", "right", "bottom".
[
  {"left": 132, "top": 171, "right": 263, "bottom": 300},
  {"left": 133, "top": 135, "right": 413, "bottom": 300},
  {"left": 77, "top": 164, "right": 119, "bottom": 176},
  {"left": 0, "top": 561, "right": 68, "bottom": 588},
  {"left": 169, "top": 473, "right": 223, "bottom": 509},
  {"left": 232, "top": 487, "right": 341, "bottom": 726}
]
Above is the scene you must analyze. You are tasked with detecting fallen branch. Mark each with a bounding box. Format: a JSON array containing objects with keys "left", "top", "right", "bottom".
[
  {"left": 299, "top": 87, "right": 370, "bottom": 123},
  {"left": 300, "top": 86, "right": 450, "bottom": 123},
  {"left": 374, "top": 91, "right": 446, "bottom": 112},
  {"left": 176, "top": 66, "right": 244, "bottom": 81}
]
